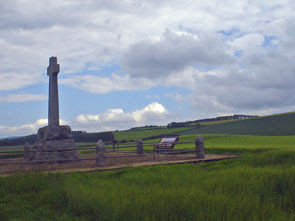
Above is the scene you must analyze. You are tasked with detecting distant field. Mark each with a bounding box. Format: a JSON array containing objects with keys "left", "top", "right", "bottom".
[
  {"left": 179, "top": 134, "right": 295, "bottom": 149},
  {"left": 198, "top": 119, "right": 238, "bottom": 126},
  {"left": 2, "top": 134, "right": 295, "bottom": 154},
  {"left": 178, "top": 112, "right": 295, "bottom": 136},
  {"left": 113, "top": 127, "right": 191, "bottom": 141},
  {"left": 145, "top": 134, "right": 295, "bottom": 154}
]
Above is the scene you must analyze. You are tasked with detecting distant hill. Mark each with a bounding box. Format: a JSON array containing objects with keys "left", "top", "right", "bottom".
[
  {"left": 177, "top": 112, "right": 295, "bottom": 136},
  {"left": 2, "top": 112, "right": 295, "bottom": 146},
  {"left": 167, "top": 114, "right": 257, "bottom": 128},
  {"left": 0, "top": 131, "right": 114, "bottom": 146}
]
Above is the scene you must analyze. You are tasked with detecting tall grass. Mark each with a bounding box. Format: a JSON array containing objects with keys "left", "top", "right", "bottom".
[
  {"left": 1, "top": 148, "right": 295, "bottom": 220},
  {"left": 1, "top": 134, "right": 295, "bottom": 220}
]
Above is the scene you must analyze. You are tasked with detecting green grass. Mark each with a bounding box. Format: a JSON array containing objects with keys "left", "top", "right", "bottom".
[
  {"left": 147, "top": 134, "right": 295, "bottom": 154},
  {"left": 179, "top": 112, "right": 295, "bottom": 136},
  {"left": 1, "top": 134, "right": 294, "bottom": 156},
  {"left": 198, "top": 119, "right": 238, "bottom": 126},
  {"left": 1, "top": 134, "right": 295, "bottom": 220},
  {"left": 113, "top": 127, "right": 191, "bottom": 141},
  {"left": 1, "top": 149, "right": 295, "bottom": 220},
  {"left": 0, "top": 145, "right": 24, "bottom": 151}
]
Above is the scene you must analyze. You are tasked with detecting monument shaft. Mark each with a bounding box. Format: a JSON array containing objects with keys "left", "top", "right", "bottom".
[
  {"left": 47, "top": 57, "right": 60, "bottom": 126},
  {"left": 28, "top": 56, "right": 81, "bottom": 162},
  {"left": 48, "top": 74, "right": 59, "bottom": 126}
]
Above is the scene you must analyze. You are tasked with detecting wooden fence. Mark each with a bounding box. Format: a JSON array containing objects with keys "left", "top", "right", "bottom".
[{"left": 0, "top": 136, "right": 205, "bottom": 168}]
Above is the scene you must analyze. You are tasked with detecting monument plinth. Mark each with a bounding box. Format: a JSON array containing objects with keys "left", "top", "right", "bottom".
[{"left": 28, "top": 57, "right": 80, "bottom": 162}]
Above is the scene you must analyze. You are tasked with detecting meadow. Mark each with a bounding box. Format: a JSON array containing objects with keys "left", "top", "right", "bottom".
[
  {"left": 181, "top": 112, "right": 295, "bottom": 136},
  {"left": 113, "top": 127, "right": 190, "bottom": 141},
  {"left": 1, "top": 133, "right": 295, "bottom": 220}
]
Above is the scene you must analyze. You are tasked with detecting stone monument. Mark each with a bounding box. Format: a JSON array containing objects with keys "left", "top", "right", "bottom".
[
  {"left": 136, "top": 138, "right": 144, "bottom": 154},
  {"left": 28, "top": 57, "right": 81, "bottom": 162},
  {"left": 195, "top": 136, "right": 205, "bottom": 159},
  {"left": 96, "top": 140, "right": 106, "bottom": 167}
]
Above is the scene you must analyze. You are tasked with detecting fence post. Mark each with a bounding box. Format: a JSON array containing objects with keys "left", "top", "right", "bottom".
[
  {"left": 112, "top": 141, "right": 115, "bottom": 152},
  {"left": 195, "top": 136, "right": 205, "bottom": 159},
  {"left": 136, "top": 138, "right": 143, "bottom": 154},
  {"left": 96, "top": 140, "right": 106, "bottom": 167}
]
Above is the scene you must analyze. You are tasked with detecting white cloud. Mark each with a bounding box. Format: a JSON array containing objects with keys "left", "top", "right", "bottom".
[
  {"left": 1, "top": 0, "right": 295, "bottom": 130},
  {"left": 132, "top": 102, "right": 167, "bottom": 123},
  {"left": 0, "top": 93, "right": 46, "bottom": 103},
  {"left": 0, "top": 119, "right": 68, "bottom": 137},
  {"left": 72, "top": 102, "right": 172, "bottom": 131},
  {"left": 1, "top": 0, "right": 292, "bottom": 90},
  {"left": 60, "top": 73, "right": 156, "bottom": 94},
  {"left": 0, "top": 72, "right": 41, "bottom": 91}
]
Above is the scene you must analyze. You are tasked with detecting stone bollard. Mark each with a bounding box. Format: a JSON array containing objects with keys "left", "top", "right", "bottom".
[
  {"left": 96, "top": 140, "right": 106, "bottom": 167},
  {"left": 195, "top": 136, "right": 205, "bottom": 159},
  {"left": 136, "top": 138, "right": 144, "bottom": 154},
  {"left": 24, "top": 142, "right": 33, "bottom": 161}
]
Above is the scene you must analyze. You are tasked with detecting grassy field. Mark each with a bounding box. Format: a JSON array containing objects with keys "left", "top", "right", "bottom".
[
  {"left": 113, "top": 127, "right": 191, "bottom": 141},
  {"left": 1, "top": 134, "right": 295, "bottom": 157},
  {"left": 179, "top": 112, "right": 295, "bottom": 136},
  {"left": 1, "top": 133, "right": 295, "bottom": 220},
  {"left": 180, "top": 134, "right": 295, "bottom": 152},
  {"left": 1, "top": 148, "right": 295, "bottom": 220},
  {"left": 198, "top": 119, "right": 239, "bottom": 126}
]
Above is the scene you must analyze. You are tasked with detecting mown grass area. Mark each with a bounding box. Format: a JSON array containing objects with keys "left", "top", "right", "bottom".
[
  {"left": 0, "top": 145, "right": 26, "bottom": 159},
  {"left": 113, "top": 127, "right": 191, "bottom": 141},
  {"left": 1, "top": 148, "right": 295, "bottom": 220},
  {"left": 179, "top": 112, "right": 295, "bottom": 136},
  {"left": 1, "top": 134, "right": 294, "bottom": 157},
  {"left": 147, "top": 134, "right": 295, "bottom": 154},
  {"left": 0, "top": 145, "right": 24, "bottom": 151},
  {"left": 0, "top": 142, "right": 99, "bottom": 159},
  {"left": 0, "top": 142, "right": 96, "bottom": 150}
]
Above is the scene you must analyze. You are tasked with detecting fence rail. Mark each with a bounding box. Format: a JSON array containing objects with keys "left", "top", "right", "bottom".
[{"left": 0, "top": 136, "right": 205, "bottom": 169}]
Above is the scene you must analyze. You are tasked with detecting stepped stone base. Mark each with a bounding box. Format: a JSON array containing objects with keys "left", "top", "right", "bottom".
[{"left": 26, "top": 125, "right": 81, "bottom": 162}]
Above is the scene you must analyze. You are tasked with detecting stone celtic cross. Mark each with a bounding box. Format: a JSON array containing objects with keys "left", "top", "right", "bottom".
[
  {"left": 47, "top": 57, "right": 60, "bottom": 126},
  {"left": 26, "top": 57, "right": 81, "bottom": 162}
]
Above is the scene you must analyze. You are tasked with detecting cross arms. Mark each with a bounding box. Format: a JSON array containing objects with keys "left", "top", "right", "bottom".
[{"left": 47, "top": 57, "right": 60, "bottom": 76}]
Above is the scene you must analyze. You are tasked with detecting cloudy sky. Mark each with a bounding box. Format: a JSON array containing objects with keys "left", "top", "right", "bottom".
[{"left": 0, "top": 0, "right": 294, "bottom": 137}]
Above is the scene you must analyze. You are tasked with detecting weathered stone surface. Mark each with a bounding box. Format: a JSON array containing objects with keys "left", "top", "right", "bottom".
[
  {"left": 47, "top": 57, "right": 60, "bottom": 126},
  {"left": 26, "top": 57, "right": 80, "bottom": 163},
  {"left": 96, "top": 140, "right": 106, "bottom": 167},
  {"left": 36, "top": 125, "right": 72, "bottom": 141},
  {"left": 136, "top": 138, "right": 144, "bottom": 154},
  {"left": 30, "top": 124, "right": 80, "bottom": 162},
  {"left": 195, "top": 136, "right": 205, "bottom": 159},
  {"left": 32, "top": 138, "right": 80, "bottom": 163}
]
